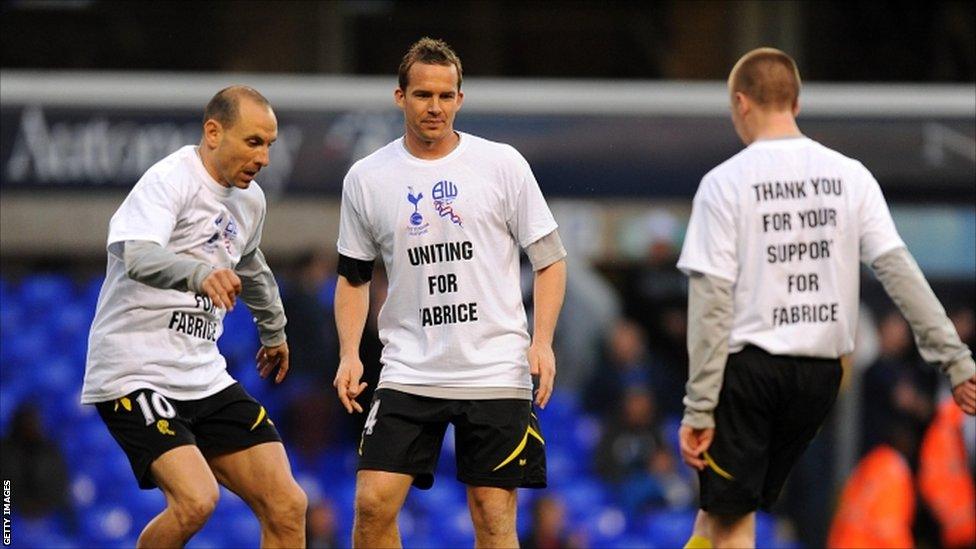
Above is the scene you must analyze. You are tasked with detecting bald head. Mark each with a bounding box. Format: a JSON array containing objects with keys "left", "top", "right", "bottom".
[
  {"left": 203, "top": 85, "right": 272, "bottom": 129},
  {"left": 729, "top": 48, "right": 801, "bottom": 111}
]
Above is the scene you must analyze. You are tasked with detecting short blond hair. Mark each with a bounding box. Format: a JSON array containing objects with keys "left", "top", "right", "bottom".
[
  {"left": 729, "top": 47, "right": 801, "bottom": 110},
  {"left": 398, "top": 37, "right": 463, "bottom": 91}
]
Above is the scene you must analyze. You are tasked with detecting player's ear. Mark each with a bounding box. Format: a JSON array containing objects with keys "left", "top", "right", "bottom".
[
  {"left": 792, "top": 98, "right": 800, "bottom": 117},
  {"left": 734, "top": 92, "right": 750, "bottom": 116},
  {"left": 456, "top": 89, "right": 464, "bottom": 111},
  {"left": 394, "top": 87, "right": 406, "bottom": 110},
  {"left": 203, "top": 119, "right": 222, "bottom": 148}
]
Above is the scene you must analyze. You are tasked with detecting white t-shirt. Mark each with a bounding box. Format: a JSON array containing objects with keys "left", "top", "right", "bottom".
[
  {"left": 82, "top": 145, "right": 267, "bottom": 403},
  {"left": 677, "top": 136, "right": 904, "bottom": 358},
  {"left": 337, "top": 133, "right": 558, "bottom": 391}
]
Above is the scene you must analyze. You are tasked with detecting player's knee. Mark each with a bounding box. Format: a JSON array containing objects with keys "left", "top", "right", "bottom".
[
  {"left": 171, "top": 487, "right": 219, "bottom": 531},
  {"left": 275, "top": 483, "right": 308, "bottom": 527},
  {"left": 467, "top": 491, "right": 515, "bottom": 533},
  {"left": 354, "top": 488, "right": 397, "bottom": 526},
  {"left": 266, "top": 482, "right": 307, "bottom": 531}
]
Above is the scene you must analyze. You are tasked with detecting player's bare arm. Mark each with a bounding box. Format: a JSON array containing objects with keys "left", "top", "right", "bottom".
[
  {"left": 529, "top": 258, "right": 566, "bottom": 409},
  {"left": 334, "top": 274, "right": 370, "bottom": 413}
]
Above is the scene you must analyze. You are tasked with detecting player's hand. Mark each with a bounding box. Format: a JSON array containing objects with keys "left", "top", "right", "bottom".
[
  {"left": 952, "top": 375, "right": 976, "bottom": 415},
  {"left": 257, "top": 343, "right": 290, "bottom": 384},
  {"left": 201, "top": 268, "right": 242, "bottom": 311},
  {"left": 679, "top": 425, "right": 715, "bottom": 471},
  {"left": 334, "top": 356, "right": 368, "bottom": 414},
  {"left": 528, "top": 341, "right": 556, "bottom": 409}
]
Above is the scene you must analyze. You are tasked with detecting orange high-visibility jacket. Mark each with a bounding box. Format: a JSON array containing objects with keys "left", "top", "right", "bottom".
[
  {"left": 828, "top": 444, "right": 914, "bottom": 549},
  {"left": 918, "top": 398, "right": 976, "bottom": 549}
]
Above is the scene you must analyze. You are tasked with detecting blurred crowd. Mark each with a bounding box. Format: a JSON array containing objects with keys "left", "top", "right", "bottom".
[{"left": 1, "top": 209, "right": 973, "bottom": 548}]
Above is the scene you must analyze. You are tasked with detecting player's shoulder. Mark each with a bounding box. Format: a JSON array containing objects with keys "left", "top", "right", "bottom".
[
  {"left": 805, "top": 138, "right": 869, "bottom": 170},
  {"left": 701, "top": 147, "right": 754, "bottom": 186},
  {"left": 461, "top": 132, "right": 527, "bottom": 164},
  {"left": 131, "top": 145, "right": 199, "bottom": 197},
  {"left": 346, "top": 138, "right": 404, "bottom": 177},
  {"left": 143, "top": 145, "right": 195, "bottom": 182}
]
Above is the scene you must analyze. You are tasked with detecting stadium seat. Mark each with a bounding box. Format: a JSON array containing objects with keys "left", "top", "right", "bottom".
[
  {"left": 82, "top": 505, "right": 134, "bottom": 546},
  {"left": 79, "top": 275, "right": 105, "bottom": 310},
  {"left": 18, "top": 273, "right": 76, "bottom": 312},
  {"left": 582, "top": 504, "right": 629, "bottom": 547},
  {"left": 643, "top": 508, "right": 697, "bottom": 548}
]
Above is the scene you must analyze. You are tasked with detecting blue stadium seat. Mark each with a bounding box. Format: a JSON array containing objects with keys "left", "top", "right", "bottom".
[
  {"left": 0, "top": 376, "right": 30, "bottom": 435},
  {"left": 211, "top": 505, "right": 261, "bottom": 549},
  {"left": 755, "top": 511, "right": 777, "bottom": 548},
  {"left": 83, "top": 505, "right": 135, "bottom": 546},
  {"left": 4, "top": 325, "right": 53, "bottom": 373},
  {"left": 8, "top": 516, "right": 78, "bottom": 549},
  {"left": 18, "top": 273, "right": 76, "bottom": 312},
  {"left": 184, "top": 532, "right": 222, "bottom": 549},
  {"left": 79, "top": 275, "right": 105, "bottom": 310},
  {"left": 582, "top": 504, "right": 629, "bottom": 547},
  {"left": 35, "top": 354, "right": 80, "bottom": 397},
  {"left": 559, "top": 478, "right": 610, "bottom": 520},
  {"left": 643, "top": 508, "right": 697, "bottom": 548}
]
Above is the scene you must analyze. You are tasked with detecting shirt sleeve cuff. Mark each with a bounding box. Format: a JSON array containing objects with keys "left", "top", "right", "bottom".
[
  {"left": 945, "top": 355, "right": 976, "bottom": 388},
  {"left": 259, "top": 330, "right": 287, "bottom": 348},
  {"left": 681, "top": 408, "right": 716, "bottom": 430}
]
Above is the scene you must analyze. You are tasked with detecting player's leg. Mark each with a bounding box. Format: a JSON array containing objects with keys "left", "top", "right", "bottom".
[
  {"left": 95, "top": 390, "right": 215, "bottom": 547},
  {"left": 206, "top": 442, "right": 307, "bottom": 548},
  {"left": 466, "top": 485, "right": 518, "bottom": 548},
  {"left": 353, "top": 470, "right": 413, "bottom": 547},
  {"left": 455, "top": 399, "right": 546, "bottom": 547},
  {"left": 684, "top": 510, "right": 713, "bottom": 548},
  {"left": 355, "top": 389, "right": 451, "bottom": 548},
  {"left": 692, "top": 347, "right": 779, "bottom": 548},
  {"left": 758, "top": 356, "right": 843, "bottom": 525},
  {"left": 189, "top": 384, "right": 305, "bottom": 547},
  {"left": 706, "top": 511, "right": 756, "bottom": 548},
  {"left": 138, "top": 445, "right": 220, "bottom": 547}
]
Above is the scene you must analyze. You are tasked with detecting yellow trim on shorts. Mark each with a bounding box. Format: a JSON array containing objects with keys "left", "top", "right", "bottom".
[
  {"left": 491, "top": 423, "right": 545, "bottom": 472},
  {"left": 703, "top": 451, "right": 735, "bottom": 481},
  {"left": 250, "top": 406, "right": 267, "bottom": 431}
]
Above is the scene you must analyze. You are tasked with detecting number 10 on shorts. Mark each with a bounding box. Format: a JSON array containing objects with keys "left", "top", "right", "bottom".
[{"left": 135, "top": 391, "right": 177, "bottom": 426}]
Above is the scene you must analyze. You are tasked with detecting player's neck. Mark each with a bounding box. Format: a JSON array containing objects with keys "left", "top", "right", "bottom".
[
  {"left": 403, "top": 130, "right": 460, "bottom": 160},
  {"left": 195, "top": 144, "right": 229, "bottom": 187},
  {"left": 748, "top": 112, "right": 802, "bottom": 144}
]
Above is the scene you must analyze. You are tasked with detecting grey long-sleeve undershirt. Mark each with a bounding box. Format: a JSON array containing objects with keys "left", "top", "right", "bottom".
[
  {"left": 871, "top": 246, "right": 975, "bottom": 387},
  {"left": 682, "top": 245, "right": 976, "bottom": 430},
  {"left": 124, "top": 240, "right": 287, "bottom": 346}
]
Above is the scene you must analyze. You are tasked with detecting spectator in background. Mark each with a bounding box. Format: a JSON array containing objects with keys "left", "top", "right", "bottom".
[
  {"left": 918, "top": 397, "right": 976, "bottom": 549},
  {"left": 620, "top": 437, "right": 695, "bottom": 514},
  {"left": 282, "top": 249, "right": 338, "bottom": 382},
  {"left": 306, "top": 497, "right": 340, "bottom": 549},
  {"left": 828, "top": 428, "right": 917, "bottom": 549},
  {"left": 618, "top": 209, "right": 688, "bottom": 419},
  {"left": 0, "top": 404, "right": 73, "bottom": 526},
  {"left": 582, "top": 319, "right": 651, "bottom": 419},
  {"left": 594, "top": 388, "right": 667, "bottom": 484},
  {"left": 280, "top": 249, "right": 346, "bottom": 460},
  {"left": 861, "top": 310, "right": 939, "bottom": 457},
  {"left": 950, "top": 306, "right": 975, "bottom": 350},
  {"left": 551, "top": 254, "right": 622, "bottom": 395},
  {"left": 520, "top": 494, "right": 586, "bottom": 549}
]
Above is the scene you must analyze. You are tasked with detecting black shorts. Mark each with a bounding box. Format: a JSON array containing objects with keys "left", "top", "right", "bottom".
[
  {"left": 96, "top": 383, "right": 281, "bottom": 489},
  {"left": 357, "top": 389, "right": 546, "bottom": 490},
  {"left": 699, "top": 346, "right": 842, "bottom": 515}
]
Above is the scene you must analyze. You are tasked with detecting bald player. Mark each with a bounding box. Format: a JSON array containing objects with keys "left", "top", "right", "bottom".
[
  {"left": 82, "top": 86, "right": 307, "bottom": 548},
  {"left": 676, "top": 48, "right": 976, "bottom": 548}
]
